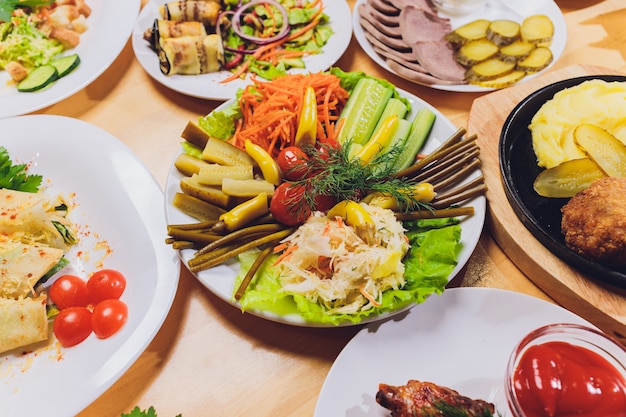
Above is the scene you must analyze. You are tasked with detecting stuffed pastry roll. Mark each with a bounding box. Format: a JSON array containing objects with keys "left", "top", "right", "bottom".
[
  {"left": 159, "top": 0, "right": 222, "bottom": 27},
  {"left": 158, "top": 33, "right": 224, "bottom": 75},
  {"left": 0, "top": 295, "right": 48, "bottom": 354},
  {"left": 144, "top": 18, "right": 208, "bottom": 51}
]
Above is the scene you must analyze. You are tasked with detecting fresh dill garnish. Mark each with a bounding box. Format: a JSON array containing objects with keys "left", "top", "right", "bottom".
[
  {"left": 289, "top": 141, "right": 432, "bottom": 215},
  {"left": 0, "top": 0, "right": 54, "bottom": 22},
  {"left": 0, "top": 146, "right": 42, "bottom": 192}
]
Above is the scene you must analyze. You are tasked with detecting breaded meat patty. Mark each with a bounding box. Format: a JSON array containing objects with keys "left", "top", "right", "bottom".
[{"left": 561, "top": 177, "right": 626, "bottom": 268}]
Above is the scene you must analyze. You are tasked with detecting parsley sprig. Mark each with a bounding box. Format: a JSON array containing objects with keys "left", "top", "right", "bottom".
[
  {"left": 0, "top": 0, "right": 54, "bottom": 22},
  {"left": 0, "top": 146, "right": 42, "bottom": 192}
]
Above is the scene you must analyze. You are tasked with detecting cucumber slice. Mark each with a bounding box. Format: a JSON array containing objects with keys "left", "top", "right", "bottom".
[
  {"left": 392, "top": 108, "right": 436, "bottom": 172},
  {"left": 336, "top": 78, "right": 393, "bottom": 147},
  {"left": 17, "top": 65, "right": 59, "bottom": 92},
  {"left": 51, "top": 54, "right": 80, "bottom": 78}
]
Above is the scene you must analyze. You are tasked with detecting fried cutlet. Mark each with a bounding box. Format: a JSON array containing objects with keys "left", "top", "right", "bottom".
[{"left": 561, "top": 177, "right": 626, "bottom": 268}]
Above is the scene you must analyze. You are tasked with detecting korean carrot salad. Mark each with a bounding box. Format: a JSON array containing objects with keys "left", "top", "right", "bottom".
[{"left": 167, "top": 68, "right": 484, "bottom": 325}]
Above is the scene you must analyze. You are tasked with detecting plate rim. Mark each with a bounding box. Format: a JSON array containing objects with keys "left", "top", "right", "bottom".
[
  {"left": 131, "top": 0, "right": 353, "bottom": 101},
  {"left": 164, "top": 86, "right": 486, "bottom": 327},
  {"left": 351, "top": 0, "right": 567, "bottom": 93},
  {"left": 0, "top": 114, "right": 180, "bottom": 415},
  {"left": 498, "top": 75, "right": 626, "bottom": 288}
]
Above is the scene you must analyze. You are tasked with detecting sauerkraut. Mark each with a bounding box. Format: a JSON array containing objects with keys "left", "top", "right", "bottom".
[{"left": 274, "top": 203, "right": 409, "bottom": 315}]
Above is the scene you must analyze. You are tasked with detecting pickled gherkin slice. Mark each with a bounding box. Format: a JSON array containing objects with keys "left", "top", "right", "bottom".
[
  {"left": 573, "top": 123, "right": 626, "bottom": 177},
  {"left": 533, "top": 158, "right": 605, "bottom": 198}
]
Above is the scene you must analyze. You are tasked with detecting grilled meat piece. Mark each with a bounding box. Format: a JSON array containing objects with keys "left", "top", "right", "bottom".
[{"left": 376, "top": 380, "right": 495, "bottom": 417}]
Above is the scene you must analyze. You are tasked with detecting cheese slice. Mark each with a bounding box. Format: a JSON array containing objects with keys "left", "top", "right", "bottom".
[
  {"left": 0, "top": 294, "right": 48, "bottom": 354},
  {"left": 0, "top": 240, "right": 64, "bottom": 299}
]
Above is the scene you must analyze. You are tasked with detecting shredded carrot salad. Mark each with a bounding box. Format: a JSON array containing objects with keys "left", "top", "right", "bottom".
[{"left": 229, "top": 72, "right": 349, "bottom": 157}]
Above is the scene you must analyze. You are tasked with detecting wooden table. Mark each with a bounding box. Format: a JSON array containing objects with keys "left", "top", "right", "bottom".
[{"left": 28, "top": 1, "right": 623, "bottom": 415}]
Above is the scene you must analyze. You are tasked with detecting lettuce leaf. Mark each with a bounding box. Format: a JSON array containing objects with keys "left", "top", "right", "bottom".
[{"left": 232, "top": 218, "right": 462, "bottom": 325}]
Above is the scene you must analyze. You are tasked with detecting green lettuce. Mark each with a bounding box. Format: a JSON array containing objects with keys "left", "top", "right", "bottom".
[
  {"left": 232, "top": 218, "right": 462, "bottom": 325},
  {"left": 0, "top": 15, "right": 62, "bottom": 70}
]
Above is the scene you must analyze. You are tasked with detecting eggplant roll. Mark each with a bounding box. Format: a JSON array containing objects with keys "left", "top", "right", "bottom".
[
  {"left": 158, "top": 0, "right": 221, "bottom": 26},
  {"left": 158, "top": 34, "right": 224, "bottom": 75},
  {"left": 144, "top": 18, "right": 208, "bottom": 51}
]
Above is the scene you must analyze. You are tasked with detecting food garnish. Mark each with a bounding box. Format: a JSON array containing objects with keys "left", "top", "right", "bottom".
[
  {"left": 143, "top": 0, "right": 332, "bottom": 82},
  {"left": 376, "top": 380, "right": 497, "bottom": 417},
  {"left": 166, "top": 69, "right": 485, "bottom": 324}
]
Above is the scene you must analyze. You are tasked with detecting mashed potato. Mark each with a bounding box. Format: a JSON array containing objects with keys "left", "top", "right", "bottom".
[{"left": 530, "top": 79, "right": 626, "bottom": 168}]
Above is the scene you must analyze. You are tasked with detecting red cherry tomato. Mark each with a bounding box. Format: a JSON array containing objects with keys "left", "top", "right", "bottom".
[
  {"left": 86, "top": 269, "right": 126, "bottom": 305},
  {"left": 314, "top": 193, "right": 337, "bottom": 212},
  {"left": 53, "top": 306, "right": 93, "bottom": 347},
  {"left": 92, "top": 299, "right": 128, "bottom": 339},
  {"left": 49, "top": 275, "right": 88, "bottom": 309},
  {"left": 316, "top": 138, "right": 341, "bottom": 161},
  {"left": 276, "top": 146, "right": 310, "bottom": 181},
  {"left": 270, "top": 182, "right": 311, "bottom": 226}
]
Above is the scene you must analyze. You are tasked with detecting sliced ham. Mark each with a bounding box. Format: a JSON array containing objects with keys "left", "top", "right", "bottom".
[
  {"left": 358, "top": 2, "right": 400, "bottom": 28},
  {"left": 411, "top": 39, "right": 466, "bottom": 81},
  {"left": 369, "top": 0, "right": 401, "bottom": 15},
  {"left": 360, "top": 18, "right": 408, "bottom": 50},
  {"left": 399, "top": 4, "right": 451, "bottom": 45}
]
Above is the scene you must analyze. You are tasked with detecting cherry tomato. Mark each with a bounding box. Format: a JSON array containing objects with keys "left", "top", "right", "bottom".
[
  {"left": 316, "top": 138, "right": 341, "bottom": 161},
  {"left": 271, "top": 182, "right": 311, "bottom": 226},
  {"left": 314, "top": 194, "right": 337, "bottom": 212},
  {"left": 91, "top": 299, "right": 128, "bottom": 339},
  {"left": 86, "top": 269, "right": 126, "bottom": 305},
  {"left": 276, "top": 146, "right": 309, "bottom": 181},
  {"left": 49, "top": 275, "right": 88, "bottom": 310},
  {"left": 53, "top": 306, "right": 93, "bottom": 347}
]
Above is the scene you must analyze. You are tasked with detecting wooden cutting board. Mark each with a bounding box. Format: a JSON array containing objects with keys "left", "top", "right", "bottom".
[{"left": 468, "top": 64, "right": 626, "bottom": 345}]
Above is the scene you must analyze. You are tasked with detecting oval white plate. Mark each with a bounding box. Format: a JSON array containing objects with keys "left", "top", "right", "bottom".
[
  {"left": 132, "top": 0, "right": 353, "bottom": 100},
  {"left": 0, "top": 0, "right": 141, "bottom": 118},
  {"left": 314, "top": 287, "right": 592, "bottom": 416},
  {"left": 352, "top": 0, "right": 567, "bottom": 92},
  {"left": 164, "top": 88, "right": 486, "bottom": 327},
  {"left": 0, "top": 115, "right": 179, "bottom": 416}
]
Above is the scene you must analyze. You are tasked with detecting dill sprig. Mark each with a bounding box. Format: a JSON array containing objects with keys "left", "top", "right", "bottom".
[{"left": 290, "top": 141, "right": 432, "bottom": 215}]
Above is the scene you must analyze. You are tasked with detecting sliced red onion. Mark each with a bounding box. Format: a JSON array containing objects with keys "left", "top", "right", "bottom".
[{"left": 231, "top": 0, "right": 291, "bottom": 45}]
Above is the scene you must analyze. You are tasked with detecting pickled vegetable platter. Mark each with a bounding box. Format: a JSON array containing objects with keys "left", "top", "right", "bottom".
[{"left": 164, "top": 70, "right": 486, "bottom": 326}]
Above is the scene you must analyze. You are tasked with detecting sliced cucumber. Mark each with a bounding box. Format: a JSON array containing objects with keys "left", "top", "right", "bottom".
[
  {"left": 336, "top": 78, "right": 393, "bottom": 147},
  {"left": 392, "top": 108, "right": 436, "bottom": 172},
  {"left": 17, "top": 65, "right": 58, "bottom": 92},
  {"left": 51, "top": 54, "right": 80, "bottom": 78}
]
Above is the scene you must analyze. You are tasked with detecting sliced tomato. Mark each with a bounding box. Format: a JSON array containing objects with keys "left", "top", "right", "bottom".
[
  {"left": 92, "top": 299, "right": 128, "bottom": 339},
  {"left": 270, "top": 182, "right": 311, "bottom": 226},
  {"left": 53, "top": 306, "right": 93, "bottom": 347},
  {"left": 276, "top": 146, "right": 309, "bottom": 181},
  {"left": 86, "top": 269, "right": 126, "bottom": 305},
  {"left": 49, "top": 275, "right": 88, "bottom": 310}
]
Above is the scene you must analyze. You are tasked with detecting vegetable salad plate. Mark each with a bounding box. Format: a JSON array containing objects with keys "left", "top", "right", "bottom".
[
  {"left": 132, "top": 0, "right": 353, "bottom": 101},
  {"left": 313, "top": 287, "right": 593, "bottom": 416},
  {"left": 499, "top": 75, "right": 626, "bottom": 288},
  {"left": 0, "top": 115, "right": 179, "bottom": 416},
  {"left": 352, "top": 0, "right": 566, "bottom": 92},
  {"left": 164, "top": 87, "right": 486, "bottom": 327},
  {"left": 0, "top": 0, "right": 141, "bottom": 118}
]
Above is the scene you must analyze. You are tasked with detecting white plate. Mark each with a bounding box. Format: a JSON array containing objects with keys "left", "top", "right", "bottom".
[
  {"left": 164, "top": 88, "right": 486, "bottom": 327},
  {"left": 0, "top": 115, "right": 179, "bottom": 416},
  {"left": 314, "top": 287, "right": 592, "bottom": 416},
  {"left": 132, "top": 0, "right": 353, "bottom": 100},
  {"left": 0, "top": 0, "right": 141, "bottom": 118},
  {"left": 352, "top": 0, "right": 567, "bottom": 92}
]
